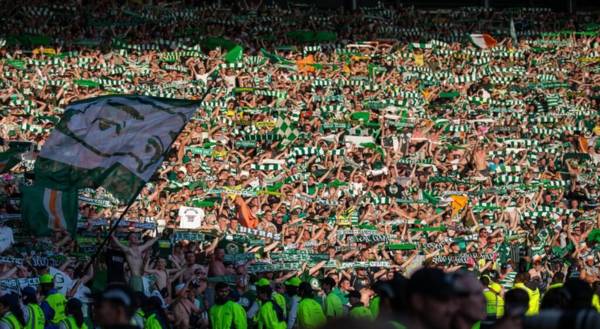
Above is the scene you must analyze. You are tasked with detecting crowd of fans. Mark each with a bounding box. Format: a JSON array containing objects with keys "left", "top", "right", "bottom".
[{"left": 1, "top": 1, "right": 600, "bottom": 329}]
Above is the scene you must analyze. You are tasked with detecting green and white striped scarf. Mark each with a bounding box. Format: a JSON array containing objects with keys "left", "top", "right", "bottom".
[
  {"left": 494, "top": 165, "right": 523, "bottom": 174},
  {"left": 494, "top": 175, "right": 522, "bottom": 185},
  {"left": 250, "top": 163, "right": 280, "bottom": 171}
]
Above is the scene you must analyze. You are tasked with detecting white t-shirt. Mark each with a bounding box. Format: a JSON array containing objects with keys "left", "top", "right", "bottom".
[
  {"left": 194, "top": 73, "right": 210, "bottom": 85},
  {"left": 223, "top": 75, "right": 237, "bottom": 91},
  {"left": 0, "top": 226, "right": 14, "bottom": 253}
]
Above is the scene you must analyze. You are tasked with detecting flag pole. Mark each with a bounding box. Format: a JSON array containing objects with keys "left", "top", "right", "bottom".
[
  {"left": 81, "top": 92, "right": 208, "bottom": 276},
  {"left": 81, "top": 182, "right": 147, "bottom": 276}
]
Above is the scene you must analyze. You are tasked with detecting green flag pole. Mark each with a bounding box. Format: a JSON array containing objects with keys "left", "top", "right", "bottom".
[{"left": 81, "top": 182, "right": 147, "bottom": 276}]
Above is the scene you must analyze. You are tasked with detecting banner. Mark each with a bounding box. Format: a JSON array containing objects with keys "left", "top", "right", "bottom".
[
  {"left": 178, "top": 206, "right": 204, "bottom": 229},
  {"left": 237, "top": 226, "right": 281, "bottom": 241},
  {"left": 223, "top": 253, "right": 256, "bottom": 263},
  {"left": 0, "top": 277, "right": 39, "bottom": 292},
  {"left": 171, "top": 231, "right": 206, "bottom": 243},
  {"left": 270, "top": 250, "right": 329, "bottom": 262},
  {"left": 78, "top": 218, "right": 157, "bottom": 230},
  {"left": 432, "top": 253, "right": 496, "bottom": 265},
  {"left": 248, "top": 262, "right": 302, "bottom": 273},
  {"left": 0, "top": 256, "right": 24, "bottom": 265}
]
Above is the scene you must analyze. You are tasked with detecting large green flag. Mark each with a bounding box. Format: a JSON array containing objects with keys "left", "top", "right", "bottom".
[
  {"left": 223, "top": 45, "right": 243, "bottom": 63},
  {"left": 34, "top": 95, "right": 200, "bottom": 204},
  {"left": 21, "top": 185, "right": 78, "bottom": 236},
  {"left": 260, "top": 48, "right": 294, "bottom": 65}
]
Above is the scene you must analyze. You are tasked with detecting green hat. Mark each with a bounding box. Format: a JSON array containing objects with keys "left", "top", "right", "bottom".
[
  {"left": 256, "top": 278, "right": 271, "bottom": 287},
  {"left": 285, "top": 277, "right": 302, "bottom": 287},
  {"left": 39, "top": 274, "right": 53, "bottom": 284}
]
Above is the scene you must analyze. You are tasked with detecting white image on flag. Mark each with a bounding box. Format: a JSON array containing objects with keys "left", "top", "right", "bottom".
[{"left": 40, "top": 96, "right": 198, "bottom": 181}]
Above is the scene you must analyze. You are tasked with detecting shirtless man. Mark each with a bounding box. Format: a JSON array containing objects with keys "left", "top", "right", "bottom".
[
  {"left": 209, "top": 247, "right": 229, "bottom": 277},
  {"left": 145, "top": 258, "right": 179, "bottom": 295},
  {"left": 171, "top": 283, "right": 202, "bottom": 329},
  {"left": 110, "top": 233, "right": 159, "bottom": 292},
  {"left": 473, "top": 146, "right": 488, "bottom": 176},
  {"left": 181, "top": 251, "right": 203, "bottom": 283}
]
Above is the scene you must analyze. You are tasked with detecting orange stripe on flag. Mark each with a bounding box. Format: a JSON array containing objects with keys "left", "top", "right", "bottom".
[
  {"left": 48, "top": 190, "right": 61, "bottom": 229},
  {"left": 482, "top": 34, "right": 498, "bottom": 48}
]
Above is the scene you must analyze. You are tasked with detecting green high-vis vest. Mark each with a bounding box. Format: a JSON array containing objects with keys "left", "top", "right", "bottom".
[
  {"left": 297, "top": 298, "right": 326, "bottom": 329},
  {"left": 257, "top": 301, "right": 286, "bottom": 329},
  {"left": 349, "top": 306, "right": 373, "bottom": 321},
  {"left": 209, "top": 301, "right": 248, "bottom": 329},
  {"left": 483, "top": 282, "right": 504, "bottom": 318},
  {"left": 324, "top": 292, "right": 343, "bottom": 318},
  {"left": 1, "top": 312, "right": 23, "bottom": 329},
  {"left": 60, "top": 316, "right": 88, "bottom": 329},
  {"left": 272, "top": 293, "right": 287, "bottom": 318},
  {"left": 514, "top": 283, "right": 540, "bottom": 316},
  {"left": 144, "top": 314, "right": 163, "bottom": 329},
  {"left": 45, "top": 293, "right": 67, "bottom": 324},
  {"left": 369, "top": 296, "right": 380, "bottom": 319},
  {"left": 25, "top": 304, "right": 45, "bottom": 329}
]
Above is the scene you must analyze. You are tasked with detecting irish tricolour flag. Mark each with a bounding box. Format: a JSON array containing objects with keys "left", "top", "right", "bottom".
[
  {"left": 468, "top": 34, "right": 498, "bottom": 49},
  {"left": 33, "top": 95, "right": 200, "bottom": 204},
  {"left": 21, "top": 185, "right": 78, "bottom": 236}
]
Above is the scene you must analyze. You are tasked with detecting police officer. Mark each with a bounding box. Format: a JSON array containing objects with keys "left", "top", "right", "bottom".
[
  {"left": 0, "top": 294, "right": 25, "bottom": 329},
  {"left": 481, "top": 275, "right": 504, "bottom": 319},
  {"left": 21, "top": 287, "right": 45, "bottom": 329},
  {"left": 272, "top": 283, "right": 287, "bottom": 319},
  {"left": 209, "top": 282, "right": 247, "bottom": 329},
  {"left": 256, "top": 279, "right": 286, "bottom": 329},
  {"left": 320, "top": 278, "right": 343, "bottom": 319},
  {"left": 59, "top": 299, "right": 87, "bottom": 329},
  {"left": 513, "top": 272, "right": 540, "bottom": 315},
  {"left": 284, "top": 278, "right": 301, "bottom": 329},
  {"left": 142, "top": 297, "right": 167, "bottom": 329},
  {"left": 130, "top": 293, "right": 146, "bottom": 329},
  {"left": 296, "top": 282, "right": 325, "bottom": 329},
  {"left": 39, "top": 274, "right": 67, "bottom": 329},
  {"left": 347, "top": 291, "right": 373, "bottom": 321}
]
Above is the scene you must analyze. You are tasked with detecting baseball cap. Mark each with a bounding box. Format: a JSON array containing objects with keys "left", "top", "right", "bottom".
[
  {"left": 407, "top": 268, "right": 456, "bottom": 301},
  {"left": 39, "top": 274, "right": 53, "bottom": 284},
  {"left": 285, "top": 277, "right": 302, "bottom": 287},
  {"left": 256, "top": 278, "right": 271, "bottom": 287}
]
